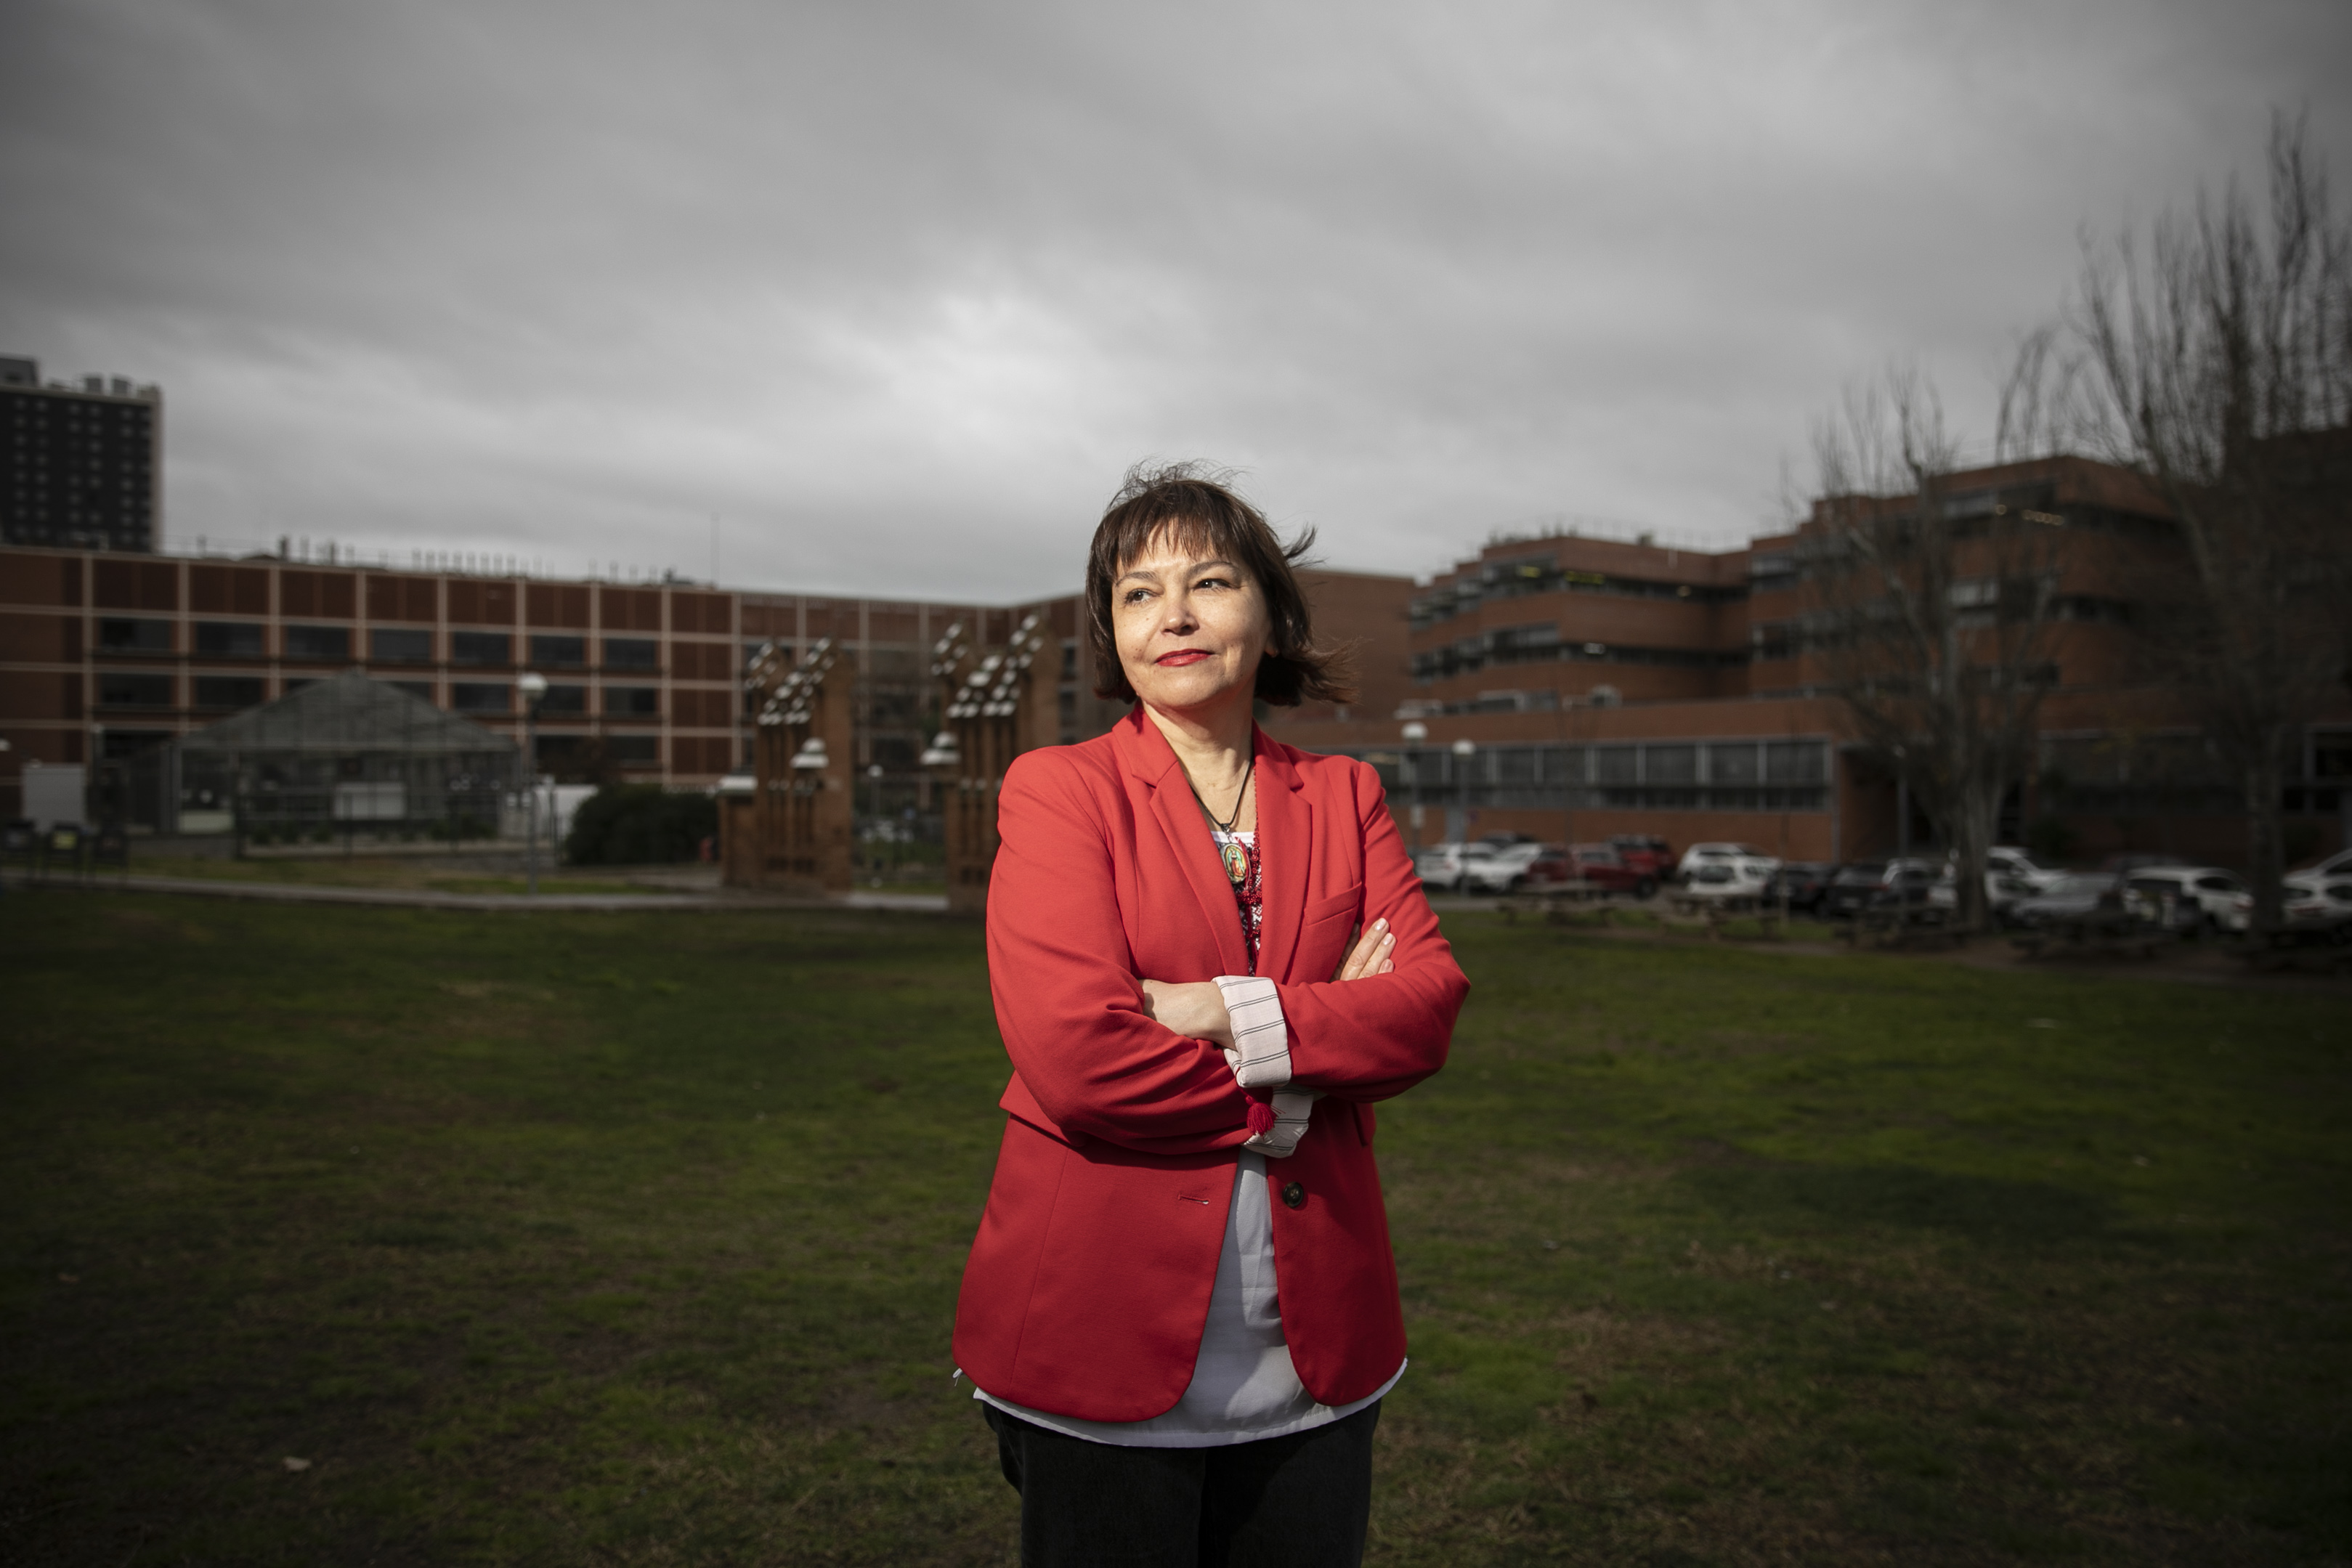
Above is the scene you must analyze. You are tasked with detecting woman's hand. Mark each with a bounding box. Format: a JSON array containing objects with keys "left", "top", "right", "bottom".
[
  {"left": 1140, "top": 918, "right": 1392, "bottom": 1043},
  {"left": 1334, "top": 917, "right": 1395, "bottom": 981},
  {"left": 1138, "top": 980, "right": 1233, "bottom": 1047}
]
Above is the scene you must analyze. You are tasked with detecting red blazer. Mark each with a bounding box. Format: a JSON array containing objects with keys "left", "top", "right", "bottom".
[{"left": 952, "top": 707, "right": 1468, "bottom": 1421}]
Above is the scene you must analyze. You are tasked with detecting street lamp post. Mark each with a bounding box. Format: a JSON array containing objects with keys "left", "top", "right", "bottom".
[
  {"left": 867, "top": 762, "right": 885, "bottom": 881},
  {"left": 1400, "top": 720, "right": 1428, "bottom": 851},
  {"left": 517, "top": 672, "right": 548, "bottom": 896},
  {"left": 1451, "top": 736, "right": 1477, "bottom": 845}
]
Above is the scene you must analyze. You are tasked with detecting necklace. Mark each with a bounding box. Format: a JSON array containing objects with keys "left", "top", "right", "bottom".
[{"left": 1188, "top": 762, "right": 1254, "bottom": 885}]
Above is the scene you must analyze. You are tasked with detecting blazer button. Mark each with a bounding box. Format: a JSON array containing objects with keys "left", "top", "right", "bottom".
[{"left": 1281, "top": 1181, "right": 1306, "bottom": 1210}]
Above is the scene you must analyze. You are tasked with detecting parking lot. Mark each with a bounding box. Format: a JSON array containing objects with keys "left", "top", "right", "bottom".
[{"left": 1409, "top": 834, "right": 2352, "bottom": 971}]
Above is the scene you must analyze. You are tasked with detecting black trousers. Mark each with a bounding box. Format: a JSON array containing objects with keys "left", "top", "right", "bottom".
[{"left": 981, "top": 1401, "right": 1379, "bottom": 1568}]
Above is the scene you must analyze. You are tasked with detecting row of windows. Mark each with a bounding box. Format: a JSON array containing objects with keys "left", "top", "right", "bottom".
[
  {"left": 1413, "top": 635, "right": 1747, "bottom": 682},
  {"left": 92, "top": 618, "right": 664, "bottom": 667},
  {"left": 93, "top": 673, "right": 670, "bottom": 716},
  {"left": 1341, "top": 739, "right": 1835, "bottom": 813},
  {"left": 1353, "top": 739, "right": 1830, "bottom": 790}
]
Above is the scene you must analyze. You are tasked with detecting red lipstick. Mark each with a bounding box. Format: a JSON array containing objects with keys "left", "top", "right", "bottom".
[{"left": 1155, "top": 649, "right": 1211, "bottom": 666}]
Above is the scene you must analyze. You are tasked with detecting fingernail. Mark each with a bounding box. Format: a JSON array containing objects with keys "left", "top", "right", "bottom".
[
  {"left": 1381, "top": 932, "right": 1394, "bottom": 943},
  {"left": 1374, "top": 918, "right": 1387, "bottom": 930}
]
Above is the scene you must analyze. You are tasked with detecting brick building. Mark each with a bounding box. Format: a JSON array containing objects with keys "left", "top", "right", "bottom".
[
  {"left": 5, "top": 446, "right": 2340, "bottom": 867},
  {"left": 1261, "top": 454, "right": 2351, "bottom": 868},
  {"left": 0, "top": 543, "right": 1416, "bottom": 832}
]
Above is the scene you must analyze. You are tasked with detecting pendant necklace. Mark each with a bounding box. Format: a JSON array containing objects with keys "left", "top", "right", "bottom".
[{"left": 1191, "top": 762, "right": 1254, "bottom": 886}]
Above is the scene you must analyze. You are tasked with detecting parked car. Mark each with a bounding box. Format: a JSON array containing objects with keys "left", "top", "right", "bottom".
[
  {"left": 1460, "top": 840, "right": 1549, "bottom": 894},
  {"left": 1760, "top": 861, "right": 1837, "bottom": 913},
  {"left": 2282, "top": 873, "right": 2352, "bottom": 939},
  {"left": 1605, "top": 834, "right": 1676, "bottom": 881},
  {"left": 1413, "top": 843, "right": 1461, "bottom": 886},
  {"left": 1818, "top": 859, "right": 1939, "bottom": 920},
  {"left": 2008, "top": 872, "right": 2126, "bottom": 929},
  {"left": 1679, "top": 857, "right": 1777, "bottom": 906},
  {"left": 2292, "top": 848, "right": 2352, "bottom": 880},
  {"left": 1983, "top": 846, "right": 2068, "bottom": 895},
  {"left": 2117, "top": 865, "right": 2252, "bottom": 933},
  {"left": 1934, "top": 848, "right": 2058, "bottom": 918},
  {"left": 1520, "top": 843, "right": 1656, "bottom": 897},
  {"left": 1937, "top": 863, "right": 2037, "bottom": 918},
  {"left": 2122, "top": 874, "right": 2217, "bottom": 938},
  {"left": 1677, "top": 842, "right": 1779, "bottom": 882},
  {"left": 1415, "top": 840, "right": 1503, "bottom": 892}
]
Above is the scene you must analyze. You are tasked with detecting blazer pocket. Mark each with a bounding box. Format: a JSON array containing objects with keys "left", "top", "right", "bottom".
[{"left": 1304, "top": 883, "right": 1365, "bottom": 930}]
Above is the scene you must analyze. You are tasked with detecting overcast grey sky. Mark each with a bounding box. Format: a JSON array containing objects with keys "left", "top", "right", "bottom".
[{"left": 4, "top": 0, "right": 2346, "bottom": 599}]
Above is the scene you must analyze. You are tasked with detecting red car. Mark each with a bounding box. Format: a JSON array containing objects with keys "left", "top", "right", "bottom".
[
  {"left": 1520, "top": 843, "right": 1658, "bottom": 898},
  {"left": 1606, "top": 834, "right": 1675, "bottom": 882}
]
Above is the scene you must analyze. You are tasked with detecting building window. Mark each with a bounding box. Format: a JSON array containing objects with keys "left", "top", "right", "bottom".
[
  {"left": 605, "top": 685, "right": 660, "bottom": 717},
  {"left": 537, "top": 683, "right": 588, "bottom": 715},
  {"left": 193, "top": 675, "right": 266, "bottom": 710},
  {"left": 194, "top": 621, "right": 265, "bottom": 657},
  {"left": 529, "top": 633, "right": 585, "bottom": 667},
  {"left": 97, "top": 617, "right": 172, "bottom": 652},
  {"left": 284, "top": 625, "right": 352, "bottom": 661},
  {"left": 605, "top": 734, "right": 660, "bottom": 765},
  {"left": 370, "top": 627, "right": 432, "bottom": 663},
  {"left": 1706, "top": 742, "right": 1761, "bottom": 785},
  {"left": 451, "top": 630, "right": 511, "bottom": 666},
  {"left": 604, "top": 637, "right": 658, "bottom": 670},
  {"left": 98, "top": 671, "right": 173, "bottom": 707},
  {"left": 451, "top": 682, "right": 510, "bottom": 713},
  {"left": 1764, "top": 740, "right": 1826, "bottom": 785}
]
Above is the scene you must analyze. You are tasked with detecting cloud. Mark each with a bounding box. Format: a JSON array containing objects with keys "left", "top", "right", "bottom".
[{"left": 2, "top": 0, "right": 2345, "bottom": 599}]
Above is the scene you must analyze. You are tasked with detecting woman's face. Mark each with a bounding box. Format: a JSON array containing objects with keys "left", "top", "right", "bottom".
[{"left": 1112, "top": 529, "right": 1276, "bottom": 721}]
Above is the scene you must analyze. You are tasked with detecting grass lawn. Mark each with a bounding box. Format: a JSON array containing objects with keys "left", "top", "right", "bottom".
[{"left": 2, "top": 894, "right": 2345, "bottom": 1565}]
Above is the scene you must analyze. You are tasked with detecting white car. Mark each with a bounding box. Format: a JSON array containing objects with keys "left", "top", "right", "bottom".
[
  {"left": 1678, "top": 842, "right": 1780, "bottom": 881},
  {"left": 1984, "top": 847, "right": 2067, "bottom": 894},
  {"left": 2282, "top": 873, "right": 2352, "bottom": 935},
  {"left": 2293, "top": 848, "right": 2352, "bottom": 880},
  {"left": 1415, "top": 841, "right": 1500, "bottom": 891},
  {"left": 1938, "top": 847, "right": 2064, "bottom": 914},
  {"left": 2119, "top": 865, "right": 2252, "bottom": 933},
  {"left": 1680, "top": 857, "right": 1777, "bottom": 904},
  {"left": 1461, "top": 840, "right": 1548, "bottom": 894}
]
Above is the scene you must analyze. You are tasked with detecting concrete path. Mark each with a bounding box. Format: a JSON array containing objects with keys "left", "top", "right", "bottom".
[{"left": 14, "top": 873, "right": 950, "bottom": 915}]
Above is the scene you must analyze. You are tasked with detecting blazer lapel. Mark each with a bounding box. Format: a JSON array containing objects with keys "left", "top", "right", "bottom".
[
  {"left": 1117, "top": 711, "right": 1252, "bottom": 977},
  {"left": 1252, "top": 731, "right": 1313, "bottom": 983}
]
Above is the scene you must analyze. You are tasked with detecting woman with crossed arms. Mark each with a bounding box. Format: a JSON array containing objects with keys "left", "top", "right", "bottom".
[{"left": 954, "top": 464, "right": 1469, "bottom": 1566}]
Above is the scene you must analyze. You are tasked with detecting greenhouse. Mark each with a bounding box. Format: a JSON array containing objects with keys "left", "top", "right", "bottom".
[{"left": 163, "top": 671, "right": 519, "bottom": 843}]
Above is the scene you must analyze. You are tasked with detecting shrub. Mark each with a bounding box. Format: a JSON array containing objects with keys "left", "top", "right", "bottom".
[{"left": 564, "top": 785, "right": 716, "bottom": 866}]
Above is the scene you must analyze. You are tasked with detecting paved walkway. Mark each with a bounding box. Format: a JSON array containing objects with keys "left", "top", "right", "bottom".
[{"left": 14, "top": 873, "right": 951, "bottom": 914}]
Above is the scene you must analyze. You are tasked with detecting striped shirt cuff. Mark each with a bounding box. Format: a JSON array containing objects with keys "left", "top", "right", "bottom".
[
  {"left": 1214, "top": 975, "right": 1291, "bottom": 1089},
  {"left": 1245, "top": 1087, "right": 1320, "bottom": 1158}
]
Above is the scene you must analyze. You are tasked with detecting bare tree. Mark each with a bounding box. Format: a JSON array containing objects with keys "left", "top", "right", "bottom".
[
  {"left": 1799, "top": 367, "right": 2072, "bottom": 933},
  {"left": 2070, "top": 112, "right": 2352, "bottom": 929}
]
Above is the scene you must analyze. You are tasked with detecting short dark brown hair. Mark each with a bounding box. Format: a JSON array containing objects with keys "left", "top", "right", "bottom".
[{"left": 1084, "top": 461, "right": 1355, "bottom": 707}]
